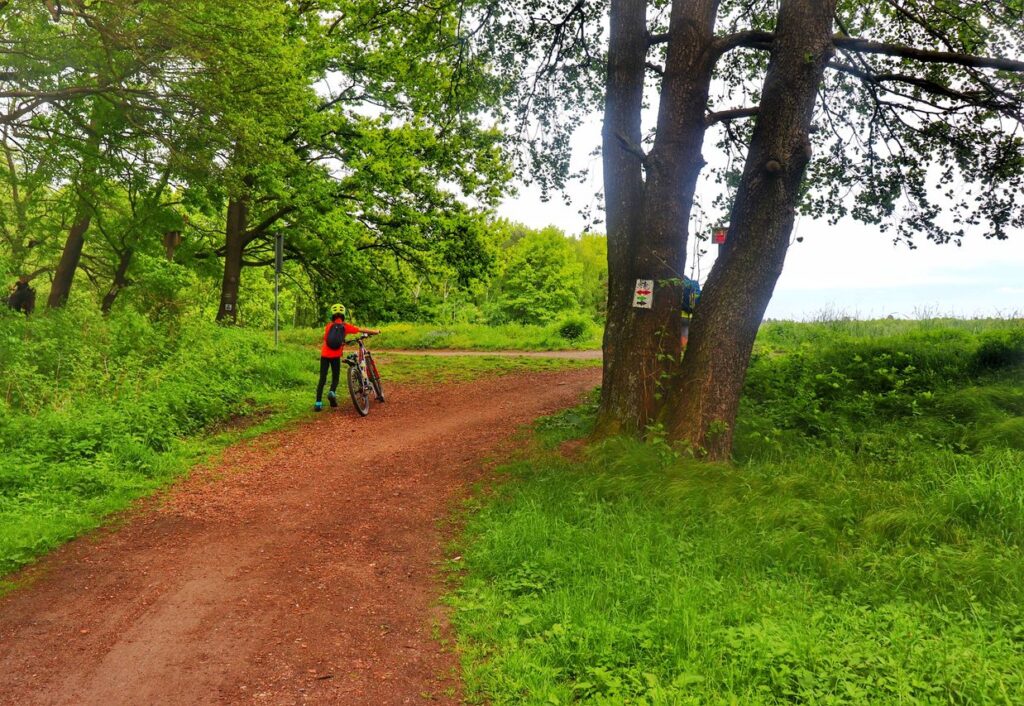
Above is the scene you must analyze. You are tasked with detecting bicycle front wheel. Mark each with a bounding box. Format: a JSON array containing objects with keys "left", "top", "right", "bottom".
[
  {"left": 366, "top": 352, "right": 384, "bottom": 402},
  {"left": 347, "top": 363, "right": 370, "bottom": 416}
]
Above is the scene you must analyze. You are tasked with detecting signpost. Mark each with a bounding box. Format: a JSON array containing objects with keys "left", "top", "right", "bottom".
[
  {"left": 633, "top": 279, "right": 654, "bottom": 309},
  {"left": 274, "top": 234, "right": 283, "bottom": 349}
]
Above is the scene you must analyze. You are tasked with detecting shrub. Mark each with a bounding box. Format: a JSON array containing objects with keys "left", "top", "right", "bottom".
[
  {"left": 557, "top": 315, "right": 590, "bottom": 342},
  {"left": 971, "top": 329, "right": 1024, "bottom": 373}
]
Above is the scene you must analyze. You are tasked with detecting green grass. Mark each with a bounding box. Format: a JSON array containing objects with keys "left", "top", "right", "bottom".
[
  {"left": 447, "top": 319, "right": 1024, "bottom": 705},
  {"left": 0, "top": 308, "right": 593, "bottom": 585},
  {"left": 382, "top": 352, "right": 598, "bottom": 384},
  {"left": 360, "top": 318, "right": 602, "bottom": 351}
]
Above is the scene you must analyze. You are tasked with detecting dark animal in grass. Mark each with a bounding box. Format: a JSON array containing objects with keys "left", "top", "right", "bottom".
[{"left": 7, "top": 279, "right": 36, "bottom": 315}]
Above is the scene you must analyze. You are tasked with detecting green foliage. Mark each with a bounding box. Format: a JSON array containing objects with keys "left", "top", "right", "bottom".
[
  {"left": 1, "top": 0, "right": 515, "bottom": 327},
  {"left": 388, "top": 221, "right": 608, "bottom": 330},
  {"left": 489, "top": 225, "right": 586, "bottom": 325},
  {"left": 971, "top": 329, "right": 1024, "bottom": 374},
  {"left": 557, "top": 315, "right": 590, "bottom": 342},
  {"left": 739, "top": 320, "right": 1024, "bottom": 459},
  {"left": 0, "top": 306, "right": 307, "bottom": 575},
  {"left": 448, "top": 320, "right": 1024, "bottom": 704}
]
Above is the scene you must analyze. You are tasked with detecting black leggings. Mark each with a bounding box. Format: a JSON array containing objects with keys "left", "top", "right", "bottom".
[{"left": 316, "top": 356, "right": 341, "bottom": 401}]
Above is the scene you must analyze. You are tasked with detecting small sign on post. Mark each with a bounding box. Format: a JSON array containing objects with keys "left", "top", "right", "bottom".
[
  {"left": 633, "top": 279, "right": 654, "bottom": 309},
  {"left": 274, "top": 234, "right": 283, "bottom": 349}
]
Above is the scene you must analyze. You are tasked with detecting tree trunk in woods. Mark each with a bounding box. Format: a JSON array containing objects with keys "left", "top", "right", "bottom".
[
  {"left": 46, "top": 116, "right": 101, "bottom": 310},
  {"left": 46, "top": 200, "right": 92, "bottom": 309},
  {"left": 100, "top": 247, "right": 133, "bottom": 314},
  {"left": 163, "top": 230, "right": 182, "bottom": 262},
  {"left": 668, "top": 0, "right": 838, "bottom": 458},
  {"left": 1, "top": 132, "right": 29, "bottom": 263},
  {"left": 596, "top": 0, "right": 647, "bottom": 435},
  {"left": 217, "top": 196, "right": 247, "bottom": 323},
  {"left": 596, "top": 0, "right": 720, "bottom": 435}
]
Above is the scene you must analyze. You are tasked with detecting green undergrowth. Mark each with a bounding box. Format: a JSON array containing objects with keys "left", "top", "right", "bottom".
[
  {"left": 447, "top": 320, "right": 1024, "bottom": 705},
  {"left": 0, "top": 308, "right": 590, "bottom": 585}
]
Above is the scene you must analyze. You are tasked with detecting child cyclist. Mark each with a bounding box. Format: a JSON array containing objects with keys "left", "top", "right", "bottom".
[{"left": 315, "top": 304, "right": 380, "bottom": 411}]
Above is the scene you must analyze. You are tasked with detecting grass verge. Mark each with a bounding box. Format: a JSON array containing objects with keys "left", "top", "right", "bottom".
[
  {"left": 446, "top": 322, "right": 1024, "bottom": 705},
  {"left": 366, "top": 319, "right": 602, "bottom": 351}
]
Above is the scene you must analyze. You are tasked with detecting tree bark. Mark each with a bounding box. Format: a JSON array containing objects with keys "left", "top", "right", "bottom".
[
  {"left": 596, "top": 0, "right": 720, "bottom": 435},
  {"left": 217, "top": 196, "right": 247, "bottom": 323},
  {"left": 163, "top": 230, "right": 182, "bottom": 262},
  {"left": 46, "top": 199, "right": 92, "bottom": 309},
  {"left": 595, "top": 0, "right": 649, "bottom": 435},
  {"left": 100, "top": 247, "right": 133, "bottom": 314},
  {"left": 45, "top": 114, "right": 101, "bottom": 310},
  {"left": 668, "top": 0, "right": 838, "bottom": 458}
]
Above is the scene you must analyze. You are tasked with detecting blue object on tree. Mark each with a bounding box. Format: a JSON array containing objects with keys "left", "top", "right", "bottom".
[{"left": 682, "top": 276, "right": 701, "bottom": 314}]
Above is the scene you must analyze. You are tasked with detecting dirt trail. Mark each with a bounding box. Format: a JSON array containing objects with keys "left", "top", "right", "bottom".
[{"left": 0, "top": 367, "right": 599, "bottom": 706}]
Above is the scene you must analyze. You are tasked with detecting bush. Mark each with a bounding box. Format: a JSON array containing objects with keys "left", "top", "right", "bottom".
[
  {"left": 557, "top": 315, "right": 590, "bottom": 342},
  {"left": 971, "top": 329, "right": 1024, "bottom": 373}
]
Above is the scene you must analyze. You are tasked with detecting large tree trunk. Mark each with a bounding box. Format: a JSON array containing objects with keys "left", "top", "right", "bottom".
[
  {"left": 100, "top": 247, "right": 133, "bottom": 314},
  {"left": 217, "top": 196, "right": 247, "bottom": 323},
  {"left": 46, "top": 200, "right": 91, "bottom": 309},
  {"left": 668, "top": 0, "right": 838, "bottom": 458},
  {"left": 596, "top": 0, "right": 720, "bottom": 435},
  {"left": 595, "top": 0, "right": 649, "bottom": 435}
]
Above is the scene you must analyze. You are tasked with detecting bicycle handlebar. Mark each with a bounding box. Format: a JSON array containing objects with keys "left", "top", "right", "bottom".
[{"left": 345, "top": 332, "right": 377, "bottom": 344}]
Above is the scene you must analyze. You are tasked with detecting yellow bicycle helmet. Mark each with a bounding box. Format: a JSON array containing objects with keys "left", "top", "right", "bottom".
[{"left": 330, "top": 303, "right": 346, "bottom": 316}]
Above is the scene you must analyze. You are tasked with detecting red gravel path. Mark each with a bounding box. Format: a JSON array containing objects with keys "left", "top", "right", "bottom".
[{"left": 0, "top": 368, "right": 599, "bottom": 705}]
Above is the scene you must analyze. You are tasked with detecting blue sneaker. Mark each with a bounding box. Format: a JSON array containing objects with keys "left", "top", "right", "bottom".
[
  {"left": 327, "top": 390, "right": 338, "bottom": 407},
  {"left": 314, "top": 400, "right": 323, "bottom": 412}
]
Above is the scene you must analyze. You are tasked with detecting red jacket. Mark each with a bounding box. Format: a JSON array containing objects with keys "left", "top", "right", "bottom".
[{"left": 321, "top": 320, "right": 360, "bottom": 359}]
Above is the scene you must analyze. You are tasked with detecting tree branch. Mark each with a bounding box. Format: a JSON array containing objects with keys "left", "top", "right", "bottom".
[
  {"left": 706, "top": 106, "right": 760, "bottom": 127},
  {"left": 828, "top": 60, "right": 1022, "bottom": 119},
  {"left": 713, "top": 30, "right": 773, "bottom": 56},
  {"left": 242, "top": 205, "right": 297, "bottom": 245},
  {"left": 833, "top": 36, "right": 1024, "bottom": 73},
  {"left": 715, "top": 29, "right": 1024, "bottom": 73},
  {"left": 614, "top": 130, "right": 648, "bottom": 166}
]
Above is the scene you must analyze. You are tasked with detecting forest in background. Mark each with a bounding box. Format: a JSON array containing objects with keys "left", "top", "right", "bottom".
[{"left": 1, "top": 0, "right": 607, "bottom": 330}]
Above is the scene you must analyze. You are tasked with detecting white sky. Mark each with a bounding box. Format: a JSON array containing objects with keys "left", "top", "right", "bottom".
[{"left": 497, "top": 115, "right": 1024, "bottom": 321}]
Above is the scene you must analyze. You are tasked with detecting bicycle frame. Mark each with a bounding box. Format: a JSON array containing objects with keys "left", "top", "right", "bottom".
[
  {"left": 343, "top": 335, "right": 371, "bottom": 384},
  {"left": 342, "top": 333, "right": 382, "bottom": 416}
]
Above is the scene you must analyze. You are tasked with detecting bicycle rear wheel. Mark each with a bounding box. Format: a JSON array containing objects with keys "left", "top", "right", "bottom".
[
  {"left": 347, "top": 363, "right": 370, "bottom": 416},
  {"left": 366, "top": 352, "right": 384, "bottom": 402}
]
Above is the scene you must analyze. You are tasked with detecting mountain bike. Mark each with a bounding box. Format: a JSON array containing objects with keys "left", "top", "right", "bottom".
[{"left": 344, "top": 333, "right": 384, "bottom": 416}]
